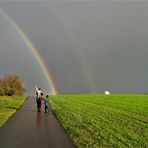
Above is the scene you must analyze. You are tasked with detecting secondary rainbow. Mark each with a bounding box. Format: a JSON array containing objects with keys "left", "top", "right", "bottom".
[
  {"left": 0, "top": 9, "right": 58, "bottom": 95},
  {"left": 52, "top": 8, "right": 97, "bottom": 93}
]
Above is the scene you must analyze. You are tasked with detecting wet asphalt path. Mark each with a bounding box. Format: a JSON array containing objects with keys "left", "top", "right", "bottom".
[{"left": 0, "top": 97, "right": 76, "bottom": 148}]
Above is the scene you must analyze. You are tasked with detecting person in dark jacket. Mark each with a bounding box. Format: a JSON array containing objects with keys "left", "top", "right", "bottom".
[{"left": 43, "top": 95, "right": 50, "bottom": 113}]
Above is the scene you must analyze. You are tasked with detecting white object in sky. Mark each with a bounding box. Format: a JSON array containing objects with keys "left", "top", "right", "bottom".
[
  {"left": 35, "top": 84, "right": 38, "bottom": 92},
  {"left": 105, "top": 91, "right": 110, "bottom": 95}
]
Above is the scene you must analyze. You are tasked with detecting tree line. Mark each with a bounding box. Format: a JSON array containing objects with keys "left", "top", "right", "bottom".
[{"left": 0, "top": 75, "right": 26, "bottom": 96}]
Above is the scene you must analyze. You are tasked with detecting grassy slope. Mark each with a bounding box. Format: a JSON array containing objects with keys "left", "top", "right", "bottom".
[
  {"left": 50, "top": 94, "right": 148, "bottom": 148},
  {"left": 0, "top": 96, "right": 25, "bottom": 127}
]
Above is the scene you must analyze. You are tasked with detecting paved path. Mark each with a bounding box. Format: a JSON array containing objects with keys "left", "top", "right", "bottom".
[{"left": 0, "top": 97, "right": 76, "bottom": 148}]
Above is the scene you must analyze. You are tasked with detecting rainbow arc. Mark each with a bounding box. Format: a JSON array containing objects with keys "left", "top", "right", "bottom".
[{"left": 0, "top": 9, "right": 58, "bottom": 95}]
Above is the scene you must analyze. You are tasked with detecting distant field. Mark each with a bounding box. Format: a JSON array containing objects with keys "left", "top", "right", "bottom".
[
  {"left": 0, "top": 96, "right": 25, "bottom": 127},
  {"left": 50, "top": 95, "right": 148, "bottom": 148}
]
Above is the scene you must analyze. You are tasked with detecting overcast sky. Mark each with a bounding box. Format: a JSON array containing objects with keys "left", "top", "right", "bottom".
[{"left": 0, "top": 1, "right": 148, "bottom": 95}]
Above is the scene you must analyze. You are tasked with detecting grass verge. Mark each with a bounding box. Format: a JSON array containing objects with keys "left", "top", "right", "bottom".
[{"left": 0, "top": 96, "right": 26, "bottom": 127}]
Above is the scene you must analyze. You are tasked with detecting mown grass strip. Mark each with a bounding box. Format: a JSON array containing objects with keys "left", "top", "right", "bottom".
[{"left": 0, "top": 96, "right": 26, "bottom": 127}]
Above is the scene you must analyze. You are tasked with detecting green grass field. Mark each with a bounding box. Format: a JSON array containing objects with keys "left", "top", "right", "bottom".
[
  {"left": 0, "top": 96, "right": 25, "bottom": 127},
  {"left": 49, "top": 94, "right": 148, "bottom": 148}
]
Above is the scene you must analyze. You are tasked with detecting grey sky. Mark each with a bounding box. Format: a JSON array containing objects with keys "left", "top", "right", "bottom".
[{"left": 0, "top": 1, "right": 148, "bottom": 94}]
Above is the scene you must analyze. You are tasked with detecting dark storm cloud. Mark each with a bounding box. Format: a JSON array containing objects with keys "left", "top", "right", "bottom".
[{"left": 0, "top": 1, "right": 148, "bottom": 94}]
